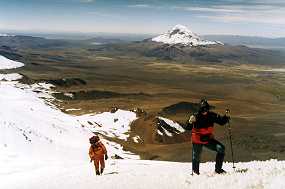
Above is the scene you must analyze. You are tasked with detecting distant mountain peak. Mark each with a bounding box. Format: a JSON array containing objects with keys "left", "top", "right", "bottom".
[
  {"left": 152, "top": 24, "right": 222, "bottom": 46},
  {"left": 169, "top": 24, "right": 197, "bottom": 38},
  {"left": 0, "top": 33, "right": 14, "bottom": 37}
]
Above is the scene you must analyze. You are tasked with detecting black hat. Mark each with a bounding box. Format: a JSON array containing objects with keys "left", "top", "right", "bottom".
[{"left": 199, "top": 99, "right": 210, "bottom": 112}]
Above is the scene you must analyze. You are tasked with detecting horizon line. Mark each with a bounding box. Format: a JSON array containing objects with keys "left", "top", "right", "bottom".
[{"left": 0, "top": 29, "right": 284, "bottom": 39}]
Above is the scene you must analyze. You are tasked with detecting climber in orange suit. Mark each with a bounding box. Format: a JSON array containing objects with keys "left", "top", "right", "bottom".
[{"left": 89, "top": 135, "right": 108, "bottom": 175}]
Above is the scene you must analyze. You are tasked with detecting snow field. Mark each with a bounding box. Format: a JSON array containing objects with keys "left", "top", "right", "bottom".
[
  {"left": 0, "top": 55, "right": 24, "bottom": 69},
  {"left": 78, "top": 110, "right": 137, "bottom": 141},
  {"left": 1, "top": 159, "right": 284, "bottom": 189}
]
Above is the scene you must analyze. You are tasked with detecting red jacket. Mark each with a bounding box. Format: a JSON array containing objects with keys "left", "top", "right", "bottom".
[{"left": 187, "top": 112, "right": 229, "bottom": 144}]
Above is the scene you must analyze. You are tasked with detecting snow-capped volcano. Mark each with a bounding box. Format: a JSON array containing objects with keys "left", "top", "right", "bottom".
[
  {"left": 0, "top": 33, "right": 14, "bottom": 37},
  {"left": 152, "top": 24, "right": 221, "bottom": 46}
]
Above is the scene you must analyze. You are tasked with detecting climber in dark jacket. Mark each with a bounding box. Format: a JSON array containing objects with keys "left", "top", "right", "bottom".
[{"left": 185, "top": 99, "right": 230, "bottom": 175}]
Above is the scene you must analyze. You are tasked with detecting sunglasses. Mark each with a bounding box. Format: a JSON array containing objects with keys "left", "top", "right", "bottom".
[{"left": 201, "top": 107, "right": 209, "bottom": 113}]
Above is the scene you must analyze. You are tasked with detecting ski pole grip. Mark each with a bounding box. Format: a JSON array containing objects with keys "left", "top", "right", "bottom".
[
  {"left": 225, "top": 109, "right": 231, "bottom": 123},
  {"left": 225, "top": 109, "right": 230, "bottom": 116}
]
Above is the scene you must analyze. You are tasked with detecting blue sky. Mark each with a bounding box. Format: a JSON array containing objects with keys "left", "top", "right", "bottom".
[{"left": 0, "top": 0, "right": 284, "bottom": 37}]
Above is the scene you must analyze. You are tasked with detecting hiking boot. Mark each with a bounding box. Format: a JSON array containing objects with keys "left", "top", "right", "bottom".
[
  {"left": 192, "top": 170, "right": 200, "bottom": 175},
  {"left": 192, "top": 160, "right": 200, "bottom": 175},
  {"left": 96, "top": 170, "right": 100, "bottom": 175},
  {"left": 215, "top": 169, "right": 227, "bottom": 174},
  {"left": 215, "top": 153, "right": 225, "bottom": 171}
]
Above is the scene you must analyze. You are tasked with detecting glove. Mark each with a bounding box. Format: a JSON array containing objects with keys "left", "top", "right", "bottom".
[
  {"left": 90, "top": 159, "right": 93, "bottom": 163},
  {"left": 225, "top": 109, "right": 231, "bottom": 120},
  {"left": 105, "top": 154, "right": 108, "bottom": 160},
  {"left": 189, "top": 115, "right": 196, "bottom": 124}
]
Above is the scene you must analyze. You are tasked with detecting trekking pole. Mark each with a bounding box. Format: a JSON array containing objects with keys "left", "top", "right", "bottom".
[
  {"left": 191, "top": 143, "right": 194, "bottom": 176},
  {"left": 226, "top": 109, "right": 236, "bottom": 170},
  {"left": 189, "top": 116, "right": 196, "bottom": 176}
]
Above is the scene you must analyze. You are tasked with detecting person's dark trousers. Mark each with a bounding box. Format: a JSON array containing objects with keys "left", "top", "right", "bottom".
[{"left": 192, "top": 139, "right": 225, "bottom": 174}]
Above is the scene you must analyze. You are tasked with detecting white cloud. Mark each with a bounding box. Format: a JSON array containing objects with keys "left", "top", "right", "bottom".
[
  {"left": 174, "top": 4, "right": 285, "bottom": 26},
  {"left": 127, "top": 4, "right": 164, "bottom": 10},
  {"left": 174, "top": 6, "right": 245, "bottom": 13},
  {"left": 197, "top": 7, "right": 285, "bottom": 25},
  {"left": 80, "top": 0, "right": 95, "bottom": 3},
  {"left": 127, "top": 4, "right": 151, "bottom": 8}
]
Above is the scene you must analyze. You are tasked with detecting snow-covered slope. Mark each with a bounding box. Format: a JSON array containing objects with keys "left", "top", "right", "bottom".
[
  {"left": 0, "top": 83, "right": 138, "bottom": 159},
  {"left": 158, "top": 116, "right": 185, "bottom": 135},
  {"left": 1, "top": 159, "right": 284, "bottom": 189},
  {"left": 0, "top": 81, "right": 90, "bottom": 159},
  {"left": 0, "top": 73, "right": 23, "bottom": 81},
  {"left": 0, "top": 55, "right": 24, "bottom": 69},
  {"left": 78, "top": 110, "right": 137, "bottom": 141},
  {"left": 152, "top": 24, "right": 222, "bottom": 46},
  {"left": 0, "top": 56, "right": 138, "bottom": 175}
]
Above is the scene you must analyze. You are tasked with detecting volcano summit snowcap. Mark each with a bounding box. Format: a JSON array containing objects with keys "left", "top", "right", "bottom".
[
  {"left": 152, "top": 24, "right": 222, "bottom": 46},
  {"left": 0, "top": 33, "right": 14, "bottom": 37}
]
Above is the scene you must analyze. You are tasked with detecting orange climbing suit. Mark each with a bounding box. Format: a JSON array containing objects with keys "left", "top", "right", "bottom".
[{"left": 89, "top": 141, "right": 107, "bottom": 172}]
